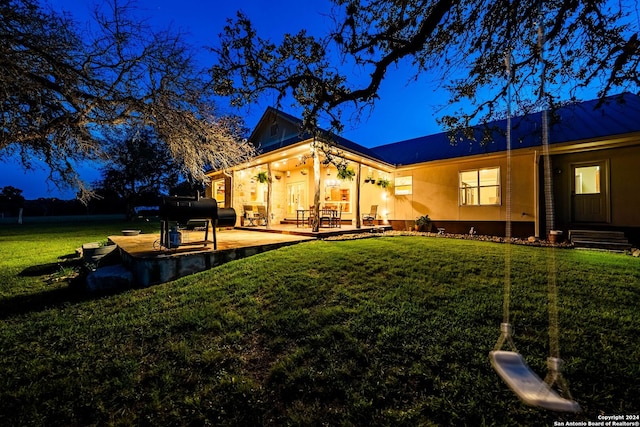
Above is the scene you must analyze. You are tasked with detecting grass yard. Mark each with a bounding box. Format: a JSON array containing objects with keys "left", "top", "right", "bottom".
[
  {"left": 0, "top": 221, "right": 638, "bottom": 425},
  {"left": 0, "top": 219, "right": 159, "bottom": 317}
]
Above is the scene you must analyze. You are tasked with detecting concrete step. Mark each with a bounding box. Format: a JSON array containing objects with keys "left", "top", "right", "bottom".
[
  {"left": 569, "top": 229, "right": 626, "bottom": 239},
  {"left": 569, "top": 229, "right": 631, "bottom": 251}
]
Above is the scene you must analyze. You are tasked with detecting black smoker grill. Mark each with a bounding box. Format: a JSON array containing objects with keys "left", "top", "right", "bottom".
[{"left": 159, "top": 195, "right": 236, "bottom": 250}]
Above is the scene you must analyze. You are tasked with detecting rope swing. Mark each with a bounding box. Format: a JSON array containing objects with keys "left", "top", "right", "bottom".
[{"left": 488, "top": 4, "right": 580, "bottom": 413}]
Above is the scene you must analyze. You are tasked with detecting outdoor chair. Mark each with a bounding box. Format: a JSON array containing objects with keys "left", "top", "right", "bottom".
[
  {"left": 330, "top": 205, "right": 343, "bottom": 228},
  {"left": 243, "top": 205, "right": 257, "bottom": 226},
  {"left": 362, "top": 205, "right": 378, "bottom": 226},
  {"left": 320, "top": 208, "right": 336, "bottom": 228},
  {"left": 307, "top": 205, "right": 316, "bottom": 227},
  {"left": 256, "top": 205, "right": 267, "bottom": 225}
]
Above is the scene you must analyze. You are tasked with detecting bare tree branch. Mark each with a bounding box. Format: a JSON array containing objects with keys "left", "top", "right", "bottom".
[
  {"left": 212, "top": 0, "right": 638, "bottom": 138},
  {"left": 1, "top": 0, "right": 254, "bottom": 202}
]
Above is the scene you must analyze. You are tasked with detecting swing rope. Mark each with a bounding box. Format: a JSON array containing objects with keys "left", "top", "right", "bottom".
[
  {"left": 494, "top": 47, "right": 517, "bottom": 354},
  {"left": 490, "top": 1, "right": 579, "bottom": 412},
  {"left": 537, "top": 8, "right": 574, "bottom": 401}
]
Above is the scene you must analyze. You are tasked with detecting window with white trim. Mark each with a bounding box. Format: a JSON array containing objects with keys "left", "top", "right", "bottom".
[
  {"left": 459, "top": 167, "right": 501, "bottom": 206},
  {"left": 394, "top": 176, "right": 412, "bottom": 195}
]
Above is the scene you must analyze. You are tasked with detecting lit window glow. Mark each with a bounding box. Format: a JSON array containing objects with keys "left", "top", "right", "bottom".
[
  {"left": 459, "top": 167, "right": 501, "bottom": 206},
  {"left": 394, "top": 176, "right": 412, "bottom": 195}
]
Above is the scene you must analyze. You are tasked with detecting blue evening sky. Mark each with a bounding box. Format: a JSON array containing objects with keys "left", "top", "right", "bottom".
[{"left": 1, "top": 0, "right": 604, "bottom": 199}]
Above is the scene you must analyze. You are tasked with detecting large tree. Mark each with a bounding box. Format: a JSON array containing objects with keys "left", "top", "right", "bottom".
[
  {"left": 1, "top": 0, "right": 254, "bottom": 201},
  {"left": 0, "top": 186, "right": 25, "bottom": 218},
  {"left": 95, "top": 126, "right": 180, "bottom": 218},
  {"left": 211, "top": 0, "right": 639, "bottom": 136}
]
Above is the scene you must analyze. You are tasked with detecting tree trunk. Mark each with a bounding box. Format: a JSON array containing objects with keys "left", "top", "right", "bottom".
[{"left": 312, "top": 140, "right": 321, "bottom": 232}]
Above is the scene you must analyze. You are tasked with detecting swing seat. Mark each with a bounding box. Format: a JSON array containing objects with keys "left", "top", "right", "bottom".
[{"left": 490, "top": 350, "right": 580, "bottom": 413}]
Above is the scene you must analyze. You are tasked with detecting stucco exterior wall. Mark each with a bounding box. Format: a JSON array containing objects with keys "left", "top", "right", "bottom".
[{"left": 390, "top": 150, "right": 537, "bottom": 224}]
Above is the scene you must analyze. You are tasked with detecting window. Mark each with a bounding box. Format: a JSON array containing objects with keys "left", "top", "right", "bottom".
[
  {"left": 574, "top": 165, "right": 600, "bottom": 194},
  {"left": 324, "top": 185, "right": 351, "bottom": 213},
  {"left": 394, "top": 176, "right": 413, "bottom": 195},
  {"left": 459, "top": 167, "right": 501, "bottom": 206}
]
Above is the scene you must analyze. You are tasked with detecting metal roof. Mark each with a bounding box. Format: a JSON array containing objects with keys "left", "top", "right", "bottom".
[
  {"left": 250, "top": 93, "right": 640, "bottom": 168},
  {"left": 370, "top": 92, "right": 640, "bottom": 166}
]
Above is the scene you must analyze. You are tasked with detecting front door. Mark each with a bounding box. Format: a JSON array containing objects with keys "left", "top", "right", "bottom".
[
  {"left": 571, "top": 161, "right": 609, "bottom": 223},
  {"left": 287, "top": 182, "right": 307, "bottom": 216}
]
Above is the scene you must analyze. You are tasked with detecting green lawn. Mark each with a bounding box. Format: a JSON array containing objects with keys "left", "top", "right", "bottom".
[{"left": 0, "top": 222, "right": 638, "bottom": 425}]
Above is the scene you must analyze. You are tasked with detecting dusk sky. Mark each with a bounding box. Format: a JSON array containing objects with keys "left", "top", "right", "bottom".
[{"left": 1, "top": 0, "right": 604, "bottom": 199}]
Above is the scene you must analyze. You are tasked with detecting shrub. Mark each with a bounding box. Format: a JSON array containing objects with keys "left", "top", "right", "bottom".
[{"left": 416, "top": 214, "right": 431, "bottom": 232}]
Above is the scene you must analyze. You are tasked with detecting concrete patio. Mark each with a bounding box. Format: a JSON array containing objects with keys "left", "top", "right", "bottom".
[{"left": 107, "top": 223, "right": 390, "bottom": 287}]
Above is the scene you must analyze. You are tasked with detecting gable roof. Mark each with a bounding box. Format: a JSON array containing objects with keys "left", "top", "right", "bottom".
[
  {"left": 251, "top": 106, "right": 392, "bottom": 165},
  {"left": 247, "top": 107, "right": 303, "bottom": 145},
  {"left": 371, "top": 92, "right": 640, "bottom": 166}
]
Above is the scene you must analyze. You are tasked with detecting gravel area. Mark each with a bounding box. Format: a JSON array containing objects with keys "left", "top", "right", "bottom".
[{"left": 325, "top": 229, "right": 573, "bottom": 248}]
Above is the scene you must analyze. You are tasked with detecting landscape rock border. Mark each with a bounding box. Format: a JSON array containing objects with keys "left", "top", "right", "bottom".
[{"left": 324, "top": 230, "right": 639, "bottom": 257}]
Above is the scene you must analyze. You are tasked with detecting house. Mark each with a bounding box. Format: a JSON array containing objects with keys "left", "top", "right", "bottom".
[{"left": 206, "top": 93, "right": 640, "bottom": 245}]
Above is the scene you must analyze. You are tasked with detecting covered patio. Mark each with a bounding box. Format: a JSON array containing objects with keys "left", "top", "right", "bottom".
[
  {"left": 220, "top": 149, "right": 394, "bottom": 231},
  {"left": 205, "top": 107, "right": 396, "bottom": 232}
]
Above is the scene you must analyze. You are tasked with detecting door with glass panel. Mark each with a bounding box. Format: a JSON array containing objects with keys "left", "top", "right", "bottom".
[
  {"left": 571, "top": 161, "right": 609, "bottom": 223},
  {"left": 287, "top": 182, "right": 307, "bottom": 216}
]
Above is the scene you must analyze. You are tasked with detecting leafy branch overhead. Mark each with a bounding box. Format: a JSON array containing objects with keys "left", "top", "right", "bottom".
[
  {"left": 1, "top": 0, "right": 254, "bottom": 201},
  {"left": 212, "top": 0, "right": 639, "bottom": 137}
]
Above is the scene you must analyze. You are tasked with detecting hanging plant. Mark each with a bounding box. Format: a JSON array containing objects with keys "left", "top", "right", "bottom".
[
  {"left": 255, "top": 171, "right": 269, "bottom": 184},
  {"left": 336, "top": 167, "right": 355, "bottom": 181},
  {"left": 364, "top": 176, "right": 375, "bottom": 183},
  {"left": 376, "top": 178, "right": 390, "bottom": 188}
]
